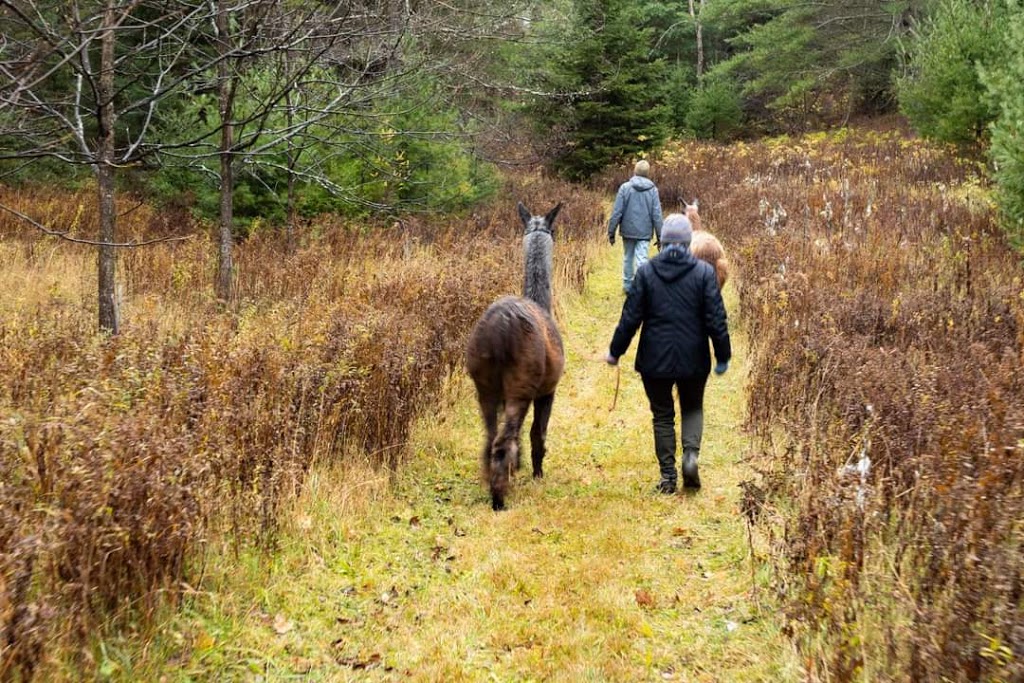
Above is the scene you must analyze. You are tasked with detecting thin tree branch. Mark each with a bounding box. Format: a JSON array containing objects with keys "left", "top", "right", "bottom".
[{"left": 0, "top": 201, "right": 194, "bottom": 248}]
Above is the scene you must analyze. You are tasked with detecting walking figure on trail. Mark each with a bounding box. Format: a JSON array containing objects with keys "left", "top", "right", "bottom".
[
  {"left": 607, "top": 160, "right": 664, "bottom": 294},
  {"left": 466, "top": 202, "right": 565, "bottom": 511},
  {"left": 604, "top": 213, "right": 731, "bottom": 493}
]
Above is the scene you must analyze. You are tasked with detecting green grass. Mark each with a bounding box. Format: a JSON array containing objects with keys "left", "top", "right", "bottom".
[{"left": 116, "top": 244, "right": 801, "bottom": 682}]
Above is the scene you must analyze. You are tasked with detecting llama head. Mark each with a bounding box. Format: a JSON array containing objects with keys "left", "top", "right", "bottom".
[
  {"left": 684, "top": 199, "right": 703, "bottom": 232},
  {"left": 517, "top": 201, "right": 563, "bottom": 237}
]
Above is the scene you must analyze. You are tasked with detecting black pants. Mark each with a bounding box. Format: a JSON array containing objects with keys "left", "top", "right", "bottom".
[{"left": 641, "top": 375, "right": 707, "bottom": 484}]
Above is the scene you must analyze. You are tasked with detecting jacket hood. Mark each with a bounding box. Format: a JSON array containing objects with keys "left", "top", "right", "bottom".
[
  {"left": 629, "top": 176, "right": 656, "bottom": 192},
  {"left": 649, "top": 248, "right": 699, "bottom": 283}
]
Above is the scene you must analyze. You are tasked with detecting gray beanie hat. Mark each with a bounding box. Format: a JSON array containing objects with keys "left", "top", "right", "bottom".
[
  {"left": 634, "top": 159, "right": 650, "bottom": 177},
  {"left": 660, "top": 213, "right": 692, "bottom": 245}
]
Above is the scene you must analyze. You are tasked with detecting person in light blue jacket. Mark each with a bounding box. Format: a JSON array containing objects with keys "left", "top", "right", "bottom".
[{"left": 607, "top": 159, "right": 664, "bottom": 294}]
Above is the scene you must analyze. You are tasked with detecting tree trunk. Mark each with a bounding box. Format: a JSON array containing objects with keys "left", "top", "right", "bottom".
[
  {"left": 284, "top": 49, "right": 297, "bottom": 253},
  {"left": 689, "top": 0, "right": 705, "bottom": 81},
  {"left": 388, "top": 0, "right": 408, "bottom": 57},
  {"left": 216, "top": 0, "right": 235, "bottom": 302},
  {"left": 97, "top": 0, "right": 120, "bottom": 334}
]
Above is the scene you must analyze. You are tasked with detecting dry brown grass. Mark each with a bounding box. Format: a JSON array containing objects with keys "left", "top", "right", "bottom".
[
  {"left": 0, "top": 172, "right": 606, "bottom": 678},
  {"left": 629, "top": 129, "right": 1024, "bottom": 681}
]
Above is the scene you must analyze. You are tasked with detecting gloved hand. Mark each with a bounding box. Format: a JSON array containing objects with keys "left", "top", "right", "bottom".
[
  {"left": 608, "top": 235, "right": 615, "bottom": 246},
  {"left": 604, "top": 352, "right": 619, "bottom": 366},
  {"left": 714, "top": 360, "right": 729, "bottom": 375}
]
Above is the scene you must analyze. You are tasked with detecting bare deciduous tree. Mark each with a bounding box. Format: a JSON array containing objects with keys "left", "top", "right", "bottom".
[
  {"left": 0, "top": 1, "right": 227, "bottom": 331},
  {"left": 1, "top": 0, "right": 559, "bottom": 318}
]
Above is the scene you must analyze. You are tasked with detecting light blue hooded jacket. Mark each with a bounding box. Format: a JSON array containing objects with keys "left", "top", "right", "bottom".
[{"left": 607, "top": 175, "right": 664, "bottom": 242}]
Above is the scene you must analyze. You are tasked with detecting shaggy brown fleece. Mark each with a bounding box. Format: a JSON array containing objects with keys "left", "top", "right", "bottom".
[{"left": 686, "top": 202, "right": 729, "bottom": 289}]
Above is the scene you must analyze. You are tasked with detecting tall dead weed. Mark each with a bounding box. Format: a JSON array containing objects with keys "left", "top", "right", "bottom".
[
  {"left": 638, "top": 130, "right": 1023, "bottom": 681},
  {"left": 0, "top": 174, "right": 604, "bottom": 677}
]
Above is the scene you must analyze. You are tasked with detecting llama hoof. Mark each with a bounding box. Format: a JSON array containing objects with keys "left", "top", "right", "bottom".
[
  {"left": 532, "top": 469, "right": 543, "bottom": 479},
  {"left": 491, "top": 497, "right": 505, "bottom": 511}
]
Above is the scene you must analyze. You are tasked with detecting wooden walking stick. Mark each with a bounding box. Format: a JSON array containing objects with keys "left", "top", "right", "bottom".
[{"left": 609, "top": 363, "right": 621, "bottom": 412}]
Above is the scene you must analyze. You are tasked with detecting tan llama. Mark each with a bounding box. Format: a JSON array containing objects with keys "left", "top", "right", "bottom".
[{"left": 685, "top": 200, "right": 729, "bottom": 290}]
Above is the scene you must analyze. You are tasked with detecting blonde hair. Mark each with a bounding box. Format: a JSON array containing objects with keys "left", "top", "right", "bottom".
[{"left": 634, "top": 160, "right": 650, "bottom": 177}]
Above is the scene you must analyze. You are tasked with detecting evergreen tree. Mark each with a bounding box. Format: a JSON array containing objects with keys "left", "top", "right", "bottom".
[
  {"left": 533, "top": 0, "right": 671, "bottom": 179},
  {"left": 898, "top": 0, "right": 1007, "bottom": 144},
  {"left": 715, "top": 0, "right": 929, "bottom": 124},
  {"left": 980, "top": 0, "right": 1024, "bottom": 246},
  {"left": 685, "top": 76, "right": 744, "bottom": 140}
]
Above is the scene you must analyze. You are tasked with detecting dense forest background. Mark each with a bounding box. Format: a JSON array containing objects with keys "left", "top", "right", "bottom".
[
  {"left": 7, "top": 1, "right": 1024, "bottom": 201},
  {"left": 2, "top": 1, "right": 1022, "bottom": 313}
]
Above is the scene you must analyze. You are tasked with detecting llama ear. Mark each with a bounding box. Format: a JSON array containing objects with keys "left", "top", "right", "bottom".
[
  {"left": 544, "top": 202, "right": 563, "bottom": 231},
  {"left": 692, "top": 198, "right": 699, "bottom": 209},
  {"left": 517, "top": 201, "right": 532, "bottom": 228}
]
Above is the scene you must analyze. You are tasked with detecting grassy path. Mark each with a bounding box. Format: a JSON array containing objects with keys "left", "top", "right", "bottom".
[{"left": 141, "top": 245, "right": 799, "bottom": 682}]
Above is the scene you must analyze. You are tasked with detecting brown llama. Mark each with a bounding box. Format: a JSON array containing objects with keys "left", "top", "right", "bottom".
[
  {"left": 465, "top": 202, "right": 565, "bottom": 511},
  {"left": 685, "top": 199, "right": 729, "bottom": 289}
]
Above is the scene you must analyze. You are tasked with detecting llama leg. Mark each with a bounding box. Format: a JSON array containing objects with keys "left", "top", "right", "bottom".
[
  {"left": 490, "top": 399, "right": 528, "bottom": 511},
  {"left": 530, "top": 393, "right": 554, "bottom": 478},
  {"left": 477, "top": 392, "right": 500, "bottom": 484}
]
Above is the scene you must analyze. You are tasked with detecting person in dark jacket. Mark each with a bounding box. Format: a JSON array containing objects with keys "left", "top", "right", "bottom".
[
  {"left": 604, "top": 213, "right": 731, "bottom": 493},
  {"left": 607, "top": 160, "right": 664, "bottom": 294}
]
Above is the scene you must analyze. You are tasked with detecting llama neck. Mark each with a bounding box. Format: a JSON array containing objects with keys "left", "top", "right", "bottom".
[{"left": 523, "top": 231, "right": 553, "bottom": 312}]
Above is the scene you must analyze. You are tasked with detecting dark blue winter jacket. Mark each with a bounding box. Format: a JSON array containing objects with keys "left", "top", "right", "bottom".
[{"left": 609, "top": 247, "right": 731, "bottom": 379}]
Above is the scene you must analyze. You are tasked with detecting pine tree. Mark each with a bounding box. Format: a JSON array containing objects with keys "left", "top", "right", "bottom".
[
  {"left": 715, "top": 0, "right": 928, "bottom": 122},
  {"left": 980, "top": 0, "right": 1024, "bottom": 246},
  {"left": 535, "top": 0, "right": 670, "bottom": 179},
  {"left": 898, "top": 0, "right": 1007, "bottom": 144}
]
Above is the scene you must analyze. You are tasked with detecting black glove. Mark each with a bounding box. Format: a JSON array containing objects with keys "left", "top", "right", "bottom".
[{"left": 609, "top": 235, "right": 615, "bottom": 246}]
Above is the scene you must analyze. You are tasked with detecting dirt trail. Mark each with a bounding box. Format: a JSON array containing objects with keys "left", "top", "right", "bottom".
[{"left": 152, "top": 245, "right": 799, "bottom": 682}]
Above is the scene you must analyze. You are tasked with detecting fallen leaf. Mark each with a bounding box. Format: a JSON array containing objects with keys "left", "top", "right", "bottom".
[
  {"left": 726, "top": 620, "right": 739, "bottom": 632},
  {"left": 272, "top": 613, "right": 294, "bottom": 635},
  {"left": 635, "top": 589, "right": 656, "bottom": 608},
  {"left": 194, "top": 630, "right": 215, "bottom": 651}
]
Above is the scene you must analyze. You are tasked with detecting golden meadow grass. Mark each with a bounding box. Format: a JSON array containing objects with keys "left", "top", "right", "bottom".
[
  {"left": 0, "top": 175, "right": 603, "bottom": 678},
  {"left": 107, "top": 234, "right": 799, "bottom": 682}
]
